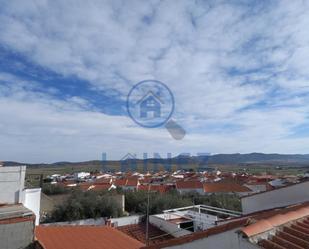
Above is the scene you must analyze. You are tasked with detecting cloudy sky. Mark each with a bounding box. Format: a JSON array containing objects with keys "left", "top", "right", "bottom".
[{"left": 1, "top": 0, "right": 309, "bottom": 163}]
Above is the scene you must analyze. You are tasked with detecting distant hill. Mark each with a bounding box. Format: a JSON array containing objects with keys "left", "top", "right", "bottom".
[
  {"left": 3, "top": 153, "right": 309, "bottom": 168},
  {"left": 2, "top": 160, "right": 103, "bottom": 168},
  {"left": 205, "top": 153, "right": 309, "bottom": 164}
]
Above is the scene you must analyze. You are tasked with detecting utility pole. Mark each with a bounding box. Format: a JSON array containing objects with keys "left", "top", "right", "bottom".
[
  {"left": 39, "top": 174, "right": 44, "bottom": 188},
  {"left": 145, "top": 186, "right": 150, "bottom": 246}
]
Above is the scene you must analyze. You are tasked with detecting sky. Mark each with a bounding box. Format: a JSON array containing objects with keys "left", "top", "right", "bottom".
[{"left": 1, "top": 0, "right": 309, "bottom": 163}]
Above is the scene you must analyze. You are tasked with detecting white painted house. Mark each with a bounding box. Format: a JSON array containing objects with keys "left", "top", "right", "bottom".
[
  {"left": 0, "top": 166, "right": 41, "bottom": 225},
  {"left": 74, "top": 172, "right": 90, "bottom": 180}
]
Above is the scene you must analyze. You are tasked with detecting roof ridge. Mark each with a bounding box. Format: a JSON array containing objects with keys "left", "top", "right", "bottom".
[{"left": 241, "top": 207, "right": 309, "bottom": 237}]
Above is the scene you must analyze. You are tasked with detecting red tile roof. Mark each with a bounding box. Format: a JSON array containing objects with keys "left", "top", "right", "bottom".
[
  {"left": 114, "top": 179, "right": 127, "bottom": 186},
  {"left": 139, "top": 177, "right": 153, "bottom": 184},
  {"left": 239, "top": 205, "right": 309, "bottom": 249},
  {"left": 126, "top": 178, "right": 139, "bottom": 187},
  {"left": 94, "top": 177, "right": 112, "bottom": 184},
  {"left": 259, "top": 225, "right": 309, "bottom": 249},
  {"left": 35, "top": 226, "right": 144, "bottom": 249},
  {"left": 113, "top": 178, "right": 139, "bottom": 187},
  {"left": 203, "top": 182, "right": 251, "bottom": 193},
  {"left": 176, "top": 180, "right": 203, "bottom": 189},
  {"left": 241, "top": 206, "right": 309, "bottom": 237},
  {"left": 250, "top": 175, "right": 276, "bottom": 181},
  {"left": 257, "top": 218, "right": 309, "bottom": 249}
]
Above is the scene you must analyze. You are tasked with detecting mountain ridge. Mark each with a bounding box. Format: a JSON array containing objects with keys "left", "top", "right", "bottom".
[{"left": 3, "top": 153, "right": 309, "bottom": 167}]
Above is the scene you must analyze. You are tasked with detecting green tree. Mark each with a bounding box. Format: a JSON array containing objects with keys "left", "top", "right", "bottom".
[{"left": 46, "top": 189, "right": 124, "bottom": 222}]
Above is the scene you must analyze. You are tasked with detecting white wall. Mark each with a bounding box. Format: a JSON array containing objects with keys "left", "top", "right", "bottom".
[
  {"left": 186, "top": 210, "right": 218, "bottom": 231},
  {"left": 149, "top": 215, "right": 192, "bottom": 238},
  {"left": 163, "top": 228, "right": 260, "bottom": 249},
  {"left": 74, "top": 172, "right": 90, "bottom": 179},
  {"left": 44, "top": 218, "right": 106, "bottom": 226},
  {"left": 110, "top": 215, "right": 141, "bottom": 227},
  {"left": 22, "top": 188, "right": 41, "bottom": 225},
  {"left": 242, "top": 181, "right": 309, "bottom": 214},
  {"left": 0, "top": 166, "right": 26, "bottom": 204}
]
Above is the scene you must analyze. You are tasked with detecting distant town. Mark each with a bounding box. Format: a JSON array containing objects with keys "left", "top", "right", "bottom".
[{"left": 1, "top": 160, "right": 309, "bottom": 249}]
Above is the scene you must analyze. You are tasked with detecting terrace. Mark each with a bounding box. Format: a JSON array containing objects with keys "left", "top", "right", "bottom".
[{"left": 149, "top": 205, "right": 242, "bottom": 237}]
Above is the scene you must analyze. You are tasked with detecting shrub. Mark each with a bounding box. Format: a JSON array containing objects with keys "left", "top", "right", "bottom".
[
  {"left": 46, "top": 189, "right": 123, "bottom": 222},
  {"left": 42, "top": 184, "right": 68, "bottom": 195}
]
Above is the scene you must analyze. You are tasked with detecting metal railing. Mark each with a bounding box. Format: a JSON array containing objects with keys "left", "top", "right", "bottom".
[{"left": 163, "top": 204, "right": 242, "bottom": 218}]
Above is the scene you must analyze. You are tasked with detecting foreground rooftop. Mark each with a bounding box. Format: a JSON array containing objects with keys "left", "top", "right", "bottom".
[
  {"left": 142, "top": 202, "right": 309, "bottom": 249},
  {"left": 35, "top": 226, "right": 144, "bottom": 249},
  {"left": 0, "top": 204, "right": 34, "bottom": 224}
]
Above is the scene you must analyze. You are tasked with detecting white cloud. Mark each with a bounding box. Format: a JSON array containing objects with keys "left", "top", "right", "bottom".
[{"left": 0, "top": 0, "right": 309, "bottom": 162}]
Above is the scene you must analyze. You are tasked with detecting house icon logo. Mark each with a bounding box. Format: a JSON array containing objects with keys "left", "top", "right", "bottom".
[
  {"left": 127, "top": 80, "right": 174, "bottom": 128},
  {"left": 137, "top": 90, "right": 164, "bottom": 119}
]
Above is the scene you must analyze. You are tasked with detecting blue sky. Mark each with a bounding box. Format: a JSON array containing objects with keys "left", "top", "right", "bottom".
[{"left": 0, "top": 0, "right": 309, "bottom": 163}]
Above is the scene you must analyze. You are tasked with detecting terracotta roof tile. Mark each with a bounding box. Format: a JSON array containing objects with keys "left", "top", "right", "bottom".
[
  {"left": 203, "top": 182, "right": 251, "bottom": 193},
  {"left": 114, "top": 179, "right": 127, "bottom": 186},
  {"left": 257, "top": 218, "right": 309, "bottom": 249},
  {"left": 126, "top": 178, "right": 139, "bottom": 187},
  {"left": 94, "top": 178, "right": 112, "bottom": 184},
  {"left": 241, "top": 220, "right": 274, "bottom": 238},
  {"left": 239, "top": 205, "right": 309, "bottom": 249},
  {"left": 241, "top": 207, "right": 309, "bottom": 237},
  {"left": 176, "top": 180, "right": 203, "bottom": 189},
  {"left": 35, "top": 226, "right": 144, "bottom": 249},
  {"left": 139, "top": 178, "right": 152, "bottom": 184}
]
